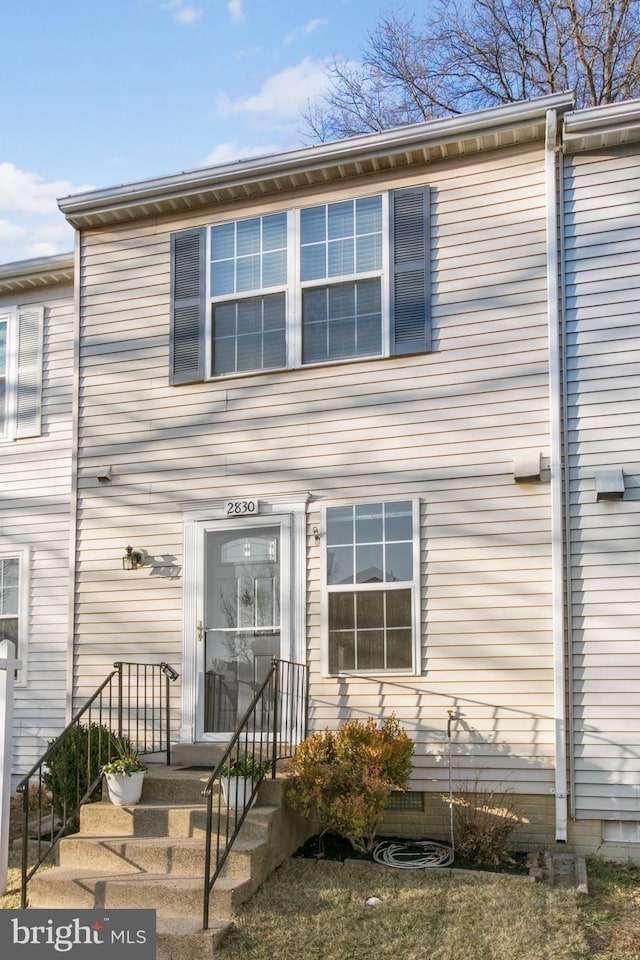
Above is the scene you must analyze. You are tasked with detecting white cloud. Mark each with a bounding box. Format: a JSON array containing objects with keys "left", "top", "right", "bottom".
[
  {"left": 0, "top": 163, "right": 92, "bottom": 263},
  {"left": 0, "top": 163, "right": 94, "bottom": 215},
  {"left": 0, "top": 219, "right": 25, "bottom": 243},
  {"left": 227, "top": 0, "right": 244, "bottom": 22},
  {"left": 216, "top": 57, "right": 331, "bottom": 119},
  {"left": 285, "top": 18, "right": 328, "bottom": 45},
  {"left": 174, "top": 5, "right": 203, "bottom": 24},
  {"left": 201, "top": 141, "right": 284, "bottom": 166}
]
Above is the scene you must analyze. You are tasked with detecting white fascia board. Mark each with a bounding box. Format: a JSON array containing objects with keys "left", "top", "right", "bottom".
[
  {"left": 58, "top": 93, "right": 574, "bottom": 223},
  {"left": 564, "top": 97, "right": 640, "bottom": 152},
  {"left": 0, "top": 253, "right": 75, "bottom": 293}
]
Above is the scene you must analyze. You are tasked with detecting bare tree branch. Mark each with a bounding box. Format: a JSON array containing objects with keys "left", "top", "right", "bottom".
[{"left": 304, "top": 0, "right": 640, "bottom": 141}]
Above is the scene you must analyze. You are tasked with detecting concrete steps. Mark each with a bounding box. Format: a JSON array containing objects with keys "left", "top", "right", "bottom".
[{"left": 26, "top": 761, "right": 312, "bottom": 959}]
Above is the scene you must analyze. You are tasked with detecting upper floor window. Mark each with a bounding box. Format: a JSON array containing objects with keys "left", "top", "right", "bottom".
[
  {"left": 323, "top": 500, "right": 420, "bottom": 675},
  {"left": 170, "top": 186, "right": 430, "bottom": 385},
  {"left": 0, "top": 307, "right": 44, "bottom": 441}
]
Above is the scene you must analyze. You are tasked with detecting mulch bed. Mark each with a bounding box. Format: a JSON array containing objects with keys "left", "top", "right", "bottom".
[{"left": 293, "top": 833, "right": 530, "bottom": 875}]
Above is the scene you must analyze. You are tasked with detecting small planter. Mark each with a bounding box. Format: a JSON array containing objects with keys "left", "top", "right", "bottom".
[
  {"left": 104, "top": 771, "right": 145, "bottom": 806},
  {"left": 221, "top": 775, "right": 257, "bottom": 811}
]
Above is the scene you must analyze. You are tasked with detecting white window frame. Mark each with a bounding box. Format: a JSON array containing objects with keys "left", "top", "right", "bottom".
[
  {"left": 320, "top": 498, "right": 421, "bottom": 678},
  {"left": 206, "top": 191, "right": 392, "bottom": 379},
  {"left": 0, "top": 547, "right": 29, "bottom": 686}
]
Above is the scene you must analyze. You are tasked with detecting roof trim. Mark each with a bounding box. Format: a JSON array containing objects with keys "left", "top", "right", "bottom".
[
  {"left": 59, "top": 93, "right": 573, "bottom": 228},
  {"left": 564, "top": 98, "right": 640, "bottom": 153},
  {"left": 0, "top": 252, "right": 75, "bottom": 294}
]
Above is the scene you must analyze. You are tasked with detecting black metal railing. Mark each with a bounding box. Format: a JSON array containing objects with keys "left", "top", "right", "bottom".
[
  {"left": 16, "top": 660, "right": 180, "bottom": 907},
  {"left": 202, "top": 658, "right": 308, "bottom": 929}
]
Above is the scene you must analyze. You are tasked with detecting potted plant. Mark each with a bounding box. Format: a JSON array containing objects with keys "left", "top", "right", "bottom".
[
  {"left": 101, "top": 739, "right": 147, "bottom": 806},
  {"left": 219, "top": 756, "right": 265, "bottom": 811}
]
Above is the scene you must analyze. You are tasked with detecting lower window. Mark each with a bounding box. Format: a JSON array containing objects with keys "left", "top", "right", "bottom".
[
  {"left": 325, "top": 500, "right": 418, "bottom": 674},
  {"left": 0, "top": 556, "right": 19, "bottom": 646}
]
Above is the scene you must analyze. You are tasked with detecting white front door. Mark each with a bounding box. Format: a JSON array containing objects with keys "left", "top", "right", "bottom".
[
  {"left": 202, "top": 520, "right": 288, "bottom": 734},
  {"left": 181, "top": 496, "right": 308, "bottom": 744}
]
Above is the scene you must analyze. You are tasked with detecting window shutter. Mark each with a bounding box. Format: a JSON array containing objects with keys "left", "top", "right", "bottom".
[
  {"left": 390, "top": 186, "right": 430, "bottom": 355},
  {"left": 16, "top": 305, "right": 44, "bottom": 439},
  {"left": 170, "top": 227, "right": 206, "bottom": 385}
]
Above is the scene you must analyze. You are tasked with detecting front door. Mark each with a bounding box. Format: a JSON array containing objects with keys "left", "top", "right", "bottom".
[{"left": 202, "top": 520, "right": 288, "bottom": 735}]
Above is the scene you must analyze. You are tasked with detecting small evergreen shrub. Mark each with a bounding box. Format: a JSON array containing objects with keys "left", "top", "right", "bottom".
[
  {"left": 285, "top": 714, "right": 413, "bottom": 855},
  {"left": 42, "top": 723, "right": 122, "bottom": 820}
]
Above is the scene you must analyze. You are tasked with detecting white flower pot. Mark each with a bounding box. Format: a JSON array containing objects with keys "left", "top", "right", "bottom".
[
  {"left": 221, "top": 776, "right": 257, "bottom": 811},
  {"left": 104, "top": 771, "right": 145, "bottom": 805}
]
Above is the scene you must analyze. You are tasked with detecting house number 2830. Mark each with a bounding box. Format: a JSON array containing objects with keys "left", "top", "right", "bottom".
[{"left": 225, "top": 499, "right": 258, "bottom": 516}]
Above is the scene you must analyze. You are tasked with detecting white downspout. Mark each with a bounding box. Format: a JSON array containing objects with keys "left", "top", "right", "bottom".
[{"left": 545, "top": 108, "right": 568, "bottom": 842}]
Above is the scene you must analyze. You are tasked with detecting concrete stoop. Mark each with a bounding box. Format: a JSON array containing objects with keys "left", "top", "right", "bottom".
[{"left": 26, "top": 765, "right": 311, "bottom": 959}]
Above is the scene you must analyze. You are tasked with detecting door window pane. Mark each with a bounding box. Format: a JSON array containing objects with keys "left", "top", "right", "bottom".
[{"left": 205, "top": 526, "right": 281, "bottom": 733}]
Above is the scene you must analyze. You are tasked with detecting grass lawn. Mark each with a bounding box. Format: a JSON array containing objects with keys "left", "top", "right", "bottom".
[
  {"left": 2, "top": 846, "right": 639, "bottom": 959},
  {"left": 218, "top": 859, "right": 586, "bottom": 960}
]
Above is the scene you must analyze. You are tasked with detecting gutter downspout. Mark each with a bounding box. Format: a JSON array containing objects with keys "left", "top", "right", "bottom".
[
  {"left": 64, "top": 231, "right": 81, "bottom": 722},
  {"left": 546, "top": 108, "right": 568, "bottom": 842}
]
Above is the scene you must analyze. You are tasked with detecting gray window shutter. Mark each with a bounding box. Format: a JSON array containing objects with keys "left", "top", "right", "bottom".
[
  {"left": 170, "top": 227, "right": 206, "bottom": 384},
  {"left": 16, "top": 305, "right": 44, "bottom": 439},
  {"left": 391, "top": 186, "right": 430, "bottom": 355}
]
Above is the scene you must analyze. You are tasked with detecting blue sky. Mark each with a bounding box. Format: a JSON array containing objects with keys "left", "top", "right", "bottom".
[{"left": 0, "top": 0, "right": 419, "bottom": 265}]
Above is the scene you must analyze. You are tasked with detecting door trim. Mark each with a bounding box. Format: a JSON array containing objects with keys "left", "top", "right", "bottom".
[{"left": 180, "top": 494, "right": 309, "bottom": 743}]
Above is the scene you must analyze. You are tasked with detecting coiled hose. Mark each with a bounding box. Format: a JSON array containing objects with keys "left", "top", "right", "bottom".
[{"left": 372, "top": 838, "right": 455, "bottom": 869}]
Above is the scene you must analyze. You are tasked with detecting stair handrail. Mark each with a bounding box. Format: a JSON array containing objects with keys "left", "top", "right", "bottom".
[
  {"left": 201, "top": 657, "right": 308, "bottom": 929},
  {"left": 16, "top": 660, "right": 179, "bottom": 908}
]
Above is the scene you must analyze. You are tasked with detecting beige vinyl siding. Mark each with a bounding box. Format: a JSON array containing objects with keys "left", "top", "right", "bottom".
[
  {"left": 74, "top": 141, "right": 555, "bottom": 794},
  {"left": 0, "top": 284, "right": 74, "bottom": 776},
  {"left": 564, "top": 142, "right": 640, "bottom": 819}
]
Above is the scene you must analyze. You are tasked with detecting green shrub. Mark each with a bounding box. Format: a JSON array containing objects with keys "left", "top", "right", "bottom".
[
  {"left": 285, "top": 714, "right": 413, "bottom": 855},
  {"left": 42, "top": 722, "right": 121, "bottom": 821}
]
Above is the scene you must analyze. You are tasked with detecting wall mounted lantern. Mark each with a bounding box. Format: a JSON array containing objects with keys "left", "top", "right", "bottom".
[{"left": 122, "top": 546, "right": 144, "bottom": 571}]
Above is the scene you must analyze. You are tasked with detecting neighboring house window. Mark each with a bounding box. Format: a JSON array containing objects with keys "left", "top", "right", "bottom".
[
  {"left": 170, "top": 186, "right": 430, "bottom": 385},
  {"left": 0, "top": 549, "right": 28, "bottom": 685},
  {"left": 0, "top": 557, "right": 19, "bottom": 647},
  {"left": 324, "top": 500, "right": 419, "bottom": 674},
  {"left": 0, "top": 307, "right": 44, "bottom": 441}
]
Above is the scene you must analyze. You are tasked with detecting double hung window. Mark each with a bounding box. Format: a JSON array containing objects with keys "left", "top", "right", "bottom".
[
  {"left": 170, "top": 185, "right": 429, "bottom": 384},
  {"left": 210, "top": 214, "right": 287, "bottom": 376},
  {"left": 300, "top": 196, "right": 383, "bottom": 364},
  {"left": 0, "top": 549, "right": 27, "bottom": 683},
  {"left": 0, "top": 557, "right": 19, "bottom": 647},
  {"left": 324, "top": 501, "right": 419, "bottom": 675}
]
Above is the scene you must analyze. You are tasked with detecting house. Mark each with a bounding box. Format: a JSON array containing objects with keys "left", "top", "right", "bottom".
[
  {"left": 0, "top": 253, "right": 74, "bottom": 777},
  {"left": 6, "top": 91, "right": 640, "bottom": 860}
]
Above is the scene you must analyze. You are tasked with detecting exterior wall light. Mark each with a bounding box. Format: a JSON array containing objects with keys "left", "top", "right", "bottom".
[
  {"left": 594, "top": 469, "right": 625, "bottom": 502},
  {"left": 123, "top": 546, "right": 144, "bottom": 570}
]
